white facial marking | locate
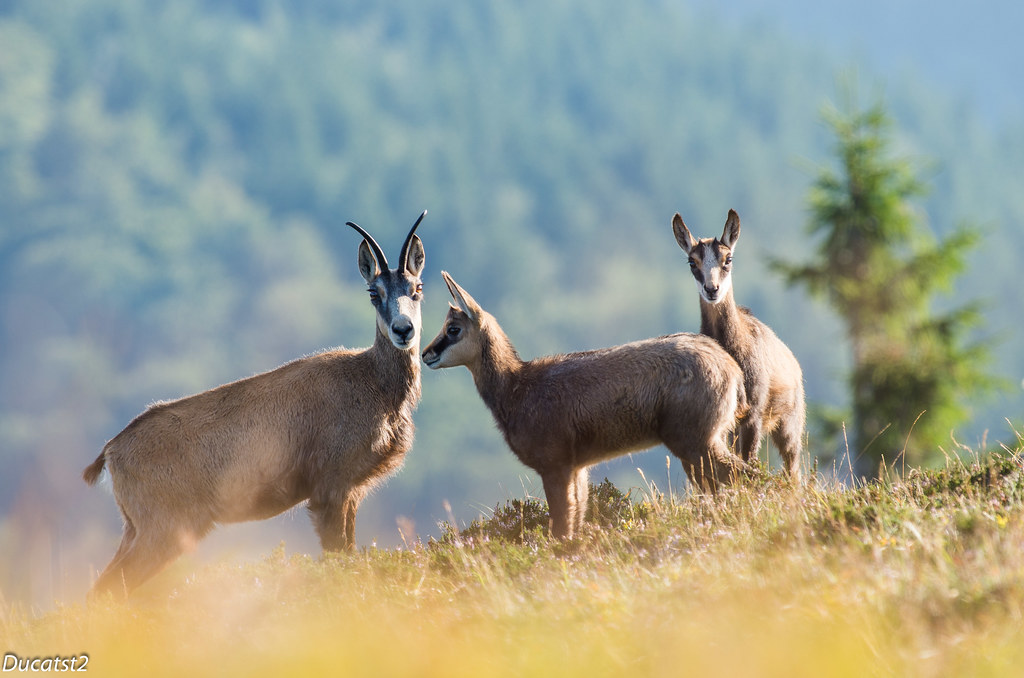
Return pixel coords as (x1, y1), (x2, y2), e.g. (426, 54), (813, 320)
(694, 242), (733, 304)
(388, 293), (421, 349)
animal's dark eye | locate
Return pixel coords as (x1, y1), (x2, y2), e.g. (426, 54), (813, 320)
(446, 325), (461, 338)
(368, 288), (381, 303)
(688, 259), (698, 269)
(725, 255), (733, 265)
(415, 283), (423, 294)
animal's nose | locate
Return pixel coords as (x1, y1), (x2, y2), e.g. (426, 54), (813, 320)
(704, 284), (719, 296)
(392, 320), (414, 342)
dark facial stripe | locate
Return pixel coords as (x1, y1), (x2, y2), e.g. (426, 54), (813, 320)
(423, 332), (452, 363)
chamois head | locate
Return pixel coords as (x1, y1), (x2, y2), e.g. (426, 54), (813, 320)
(347, 211), (427, 350)
(421, 271), (485, 369)
(672, 209), (741, 304)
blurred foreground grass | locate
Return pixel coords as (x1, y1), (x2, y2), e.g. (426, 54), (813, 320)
(4, 446), (1024, 677)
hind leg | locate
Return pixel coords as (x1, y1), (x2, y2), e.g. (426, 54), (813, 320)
(670, 430), (746, 494)
(737, 416), (763, 465)
(671, 448), (716, 493)
(697, 452), (743, 492)
(89, 519), (137, 599)
(771, 414), (804, 482)
(663, 420), (742, 492)
(90, 526), (189, 599)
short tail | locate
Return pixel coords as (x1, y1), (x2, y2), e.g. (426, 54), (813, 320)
(83, 451), (107, 486)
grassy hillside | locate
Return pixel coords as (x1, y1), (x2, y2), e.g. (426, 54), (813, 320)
(5, 443), (1023, 677)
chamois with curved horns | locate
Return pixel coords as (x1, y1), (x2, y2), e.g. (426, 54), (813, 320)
(672, 209), (805, 479)
(422, 271), (749, 540)
(82, 211), (428, 597)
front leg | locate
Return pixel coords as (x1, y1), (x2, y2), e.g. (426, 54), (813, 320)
(309, 488), (364, 552)
(342, 487), (366, 548)
(573, 467), (590, 536)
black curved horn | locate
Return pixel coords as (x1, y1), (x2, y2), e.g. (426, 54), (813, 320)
(399, 210), (427, 273)
(346, 221), (389, 270)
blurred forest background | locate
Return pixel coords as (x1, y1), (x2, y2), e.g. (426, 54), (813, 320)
(1, 0), (1022, 607)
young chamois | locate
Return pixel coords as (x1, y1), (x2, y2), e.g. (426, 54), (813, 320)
(421, 271), (749, 540)
(672, 209), (805, 479)
(82, 212), (428, 597)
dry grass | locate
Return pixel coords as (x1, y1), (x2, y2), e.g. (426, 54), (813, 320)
(4, 448), (1024, 677)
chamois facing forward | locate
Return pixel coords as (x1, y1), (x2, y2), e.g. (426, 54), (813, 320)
(82, 212), (428, 597)
(672, 209), (805, 479)
(421, 271), (749, 540)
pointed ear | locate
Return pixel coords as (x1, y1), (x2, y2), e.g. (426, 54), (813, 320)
(358, 240), (380, 283)
(404, 235), (425, 277)
(672, 213), (698, 252)
(441, 271), (481, 321)
(721, 209), (741, 250)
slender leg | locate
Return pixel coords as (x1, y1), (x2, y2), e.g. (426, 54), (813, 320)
(310, 488), (360, 552)
(709, 436), (747, 486)
(738, 417), (763, 464)
(90, 527), (187, 598)
(772, 418), (803, 481)
(573, 467), (590, 536)
(678, 452), (714, 493)
(541, 469), (574, 540)
(671, 434), (745, 494)
(343, 495), (359, 548)
(89, 520), (137, 599)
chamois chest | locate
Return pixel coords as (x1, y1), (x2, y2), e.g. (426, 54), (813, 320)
(308, 347), (421, 461)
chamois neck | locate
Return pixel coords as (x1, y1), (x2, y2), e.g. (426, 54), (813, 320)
(699, 288), (745, 345)
(371, 326), (422, 401)
(468, 315), (525, 422)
